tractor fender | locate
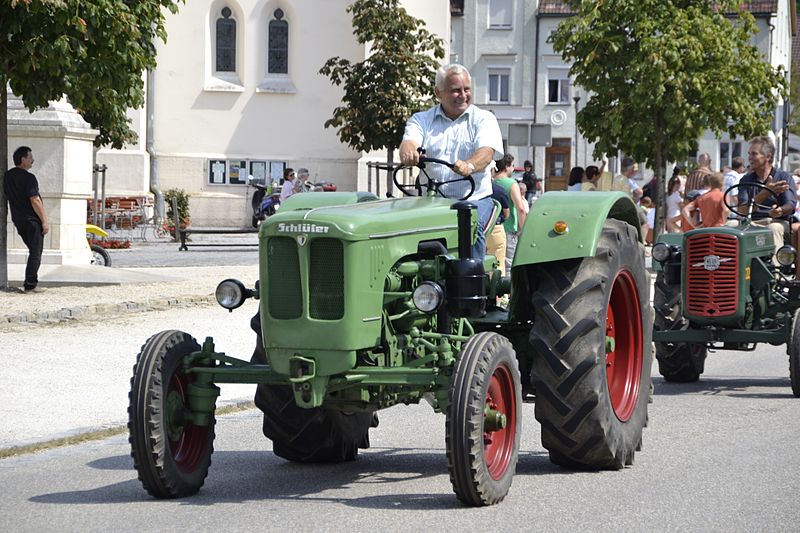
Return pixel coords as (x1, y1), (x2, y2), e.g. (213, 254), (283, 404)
(513, 191), (642, 267)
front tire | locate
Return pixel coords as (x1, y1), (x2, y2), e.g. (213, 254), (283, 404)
(789, 310), (800, 398)
(446, 332), (521, 506)
(128, 330), (216, 498)
(250, 314), (373, 462)
(529, 219), (652, 469)
(653, 272), (707, 382)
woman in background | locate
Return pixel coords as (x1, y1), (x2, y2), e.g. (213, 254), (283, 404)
(567, 166), (585, 191)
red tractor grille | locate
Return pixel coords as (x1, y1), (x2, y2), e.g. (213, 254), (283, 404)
(685, 233), (739, 317)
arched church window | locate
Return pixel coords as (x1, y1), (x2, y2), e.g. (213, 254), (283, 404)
(268, 8), (288, 74)
(216, 7), (236, 72)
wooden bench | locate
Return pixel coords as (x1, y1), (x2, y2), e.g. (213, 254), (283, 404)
(178, 227), (259, 251)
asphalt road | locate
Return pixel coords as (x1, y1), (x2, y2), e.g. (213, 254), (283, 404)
(108, 235), (260, 268)
(1, 328), (798, 532)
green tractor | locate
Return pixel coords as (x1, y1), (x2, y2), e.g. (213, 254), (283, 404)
(652, 182), (800, 394)
(128, 157), (652, 506)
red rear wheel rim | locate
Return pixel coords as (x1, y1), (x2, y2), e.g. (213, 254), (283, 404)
(484, 363), (517, 480)
(605, 269), (643, 421)
(168, 371), (208, 472)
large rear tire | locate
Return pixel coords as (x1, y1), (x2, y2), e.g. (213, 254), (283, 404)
(129, 330), (216, 498)
(789, 310), (800, 398)
(529, 219), (652, 469)
(653, 271), (707, 382)
(250, 313), (372, 462)
(446, 332), (521, 506)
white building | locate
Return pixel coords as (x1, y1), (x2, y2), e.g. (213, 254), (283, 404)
(96, 0), (450, 227)
(450, 0), (796, 190)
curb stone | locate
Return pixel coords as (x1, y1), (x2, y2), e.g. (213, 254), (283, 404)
(0, 294), (216, 328)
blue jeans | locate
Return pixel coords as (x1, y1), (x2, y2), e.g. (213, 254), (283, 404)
(471, 196), (494, 261)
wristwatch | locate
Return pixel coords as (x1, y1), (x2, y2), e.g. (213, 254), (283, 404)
(466, 162), (475, 173)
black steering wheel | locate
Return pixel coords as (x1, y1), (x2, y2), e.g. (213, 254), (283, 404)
(392, 155), (476, 201)
(724, 182), (783, 221)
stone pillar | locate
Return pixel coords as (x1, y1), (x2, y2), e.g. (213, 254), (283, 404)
(6, 88), (98, 266)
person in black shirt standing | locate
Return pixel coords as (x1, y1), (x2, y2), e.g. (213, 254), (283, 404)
(4, 146), (49, 292)
(521, 160), (540, 204)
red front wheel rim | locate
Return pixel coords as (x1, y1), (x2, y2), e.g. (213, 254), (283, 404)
(483, 364), (517, 480)
(605, 269), (643, 421)
(167, 372), (208, 472)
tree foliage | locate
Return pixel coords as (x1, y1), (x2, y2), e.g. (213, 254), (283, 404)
(319, 0), (445, 160)
(552, 0), (787, 235)
(1, 0), (183, 287)
(2, 0), (182, 148)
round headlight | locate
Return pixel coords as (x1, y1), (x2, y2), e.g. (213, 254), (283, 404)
(652, 242), (673, 262)
(412, 282), (444, 313)
(216, 278), (247, 310)
(776, 245), (797, 267)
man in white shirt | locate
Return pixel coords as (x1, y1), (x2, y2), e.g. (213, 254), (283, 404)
(399, 64), (504, 260)
(723, 156), (745, 209)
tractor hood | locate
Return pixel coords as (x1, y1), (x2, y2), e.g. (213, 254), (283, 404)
(262, 196), (465, 243)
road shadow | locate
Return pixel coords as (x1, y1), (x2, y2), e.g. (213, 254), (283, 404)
(34, 446), (552, 509)
(652, 375), (795, 399)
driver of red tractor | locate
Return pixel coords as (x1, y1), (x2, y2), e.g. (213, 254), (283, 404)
(737, 136), (797, 253)
(399, 63), (504, 260)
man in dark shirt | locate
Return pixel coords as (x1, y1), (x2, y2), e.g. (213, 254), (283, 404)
(521, 160), (540, 204)
(737, 136), (796, 253)
(4, 146), (49, 292)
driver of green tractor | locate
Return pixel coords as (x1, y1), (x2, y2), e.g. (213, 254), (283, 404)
(737, 136), (797, 253)
(399, 63), (504, 260)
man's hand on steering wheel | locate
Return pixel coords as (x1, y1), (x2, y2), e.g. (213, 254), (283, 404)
(452, 159), (475, 177)
(398, 140), (422, 167)
(724, 182), (783, 220)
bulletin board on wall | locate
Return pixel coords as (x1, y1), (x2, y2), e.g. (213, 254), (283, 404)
(207, 159), (285, 185)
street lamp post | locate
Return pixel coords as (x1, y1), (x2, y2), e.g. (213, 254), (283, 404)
(573, 95), (581, 167)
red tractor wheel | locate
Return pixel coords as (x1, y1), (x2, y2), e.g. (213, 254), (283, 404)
(446, 332), (521, 506)
(529, 218), (652, 469)
(129, 330), (216, 498)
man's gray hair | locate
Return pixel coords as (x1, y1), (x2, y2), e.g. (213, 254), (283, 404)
(435, 63), (471, 90)
(749, 136), (775, 163)
(621, 156), (637, 173)
(697, 152), (711, 167)
(297, 168), (310, 179)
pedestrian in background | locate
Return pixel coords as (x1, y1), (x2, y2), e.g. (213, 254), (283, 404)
(567, 166), (585, 191)
(3, 146), (49, 292)
(681, 173), (729, 229)
(582, 164), (603, 191)
(612, 157), (642, 200)
(493, 154), (528, 274)
(280, 167), (296, 202)
(486, 175), (511, 270)
(295, 168), (310, 193)
(685, 152), (712, 193)
(723, 156), (746, 208)
(666, 174), (683, 232)
(521, 159), (540, 203)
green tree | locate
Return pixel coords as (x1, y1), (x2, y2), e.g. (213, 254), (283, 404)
(319, 0), (445, 189)
(552, 0), (786, 236)
(1, 0), (183, 287)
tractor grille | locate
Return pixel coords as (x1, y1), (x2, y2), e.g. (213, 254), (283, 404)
(685, 233), (738, 317)
(309, 238), (344, 320)
(267, 237), (303, 319)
